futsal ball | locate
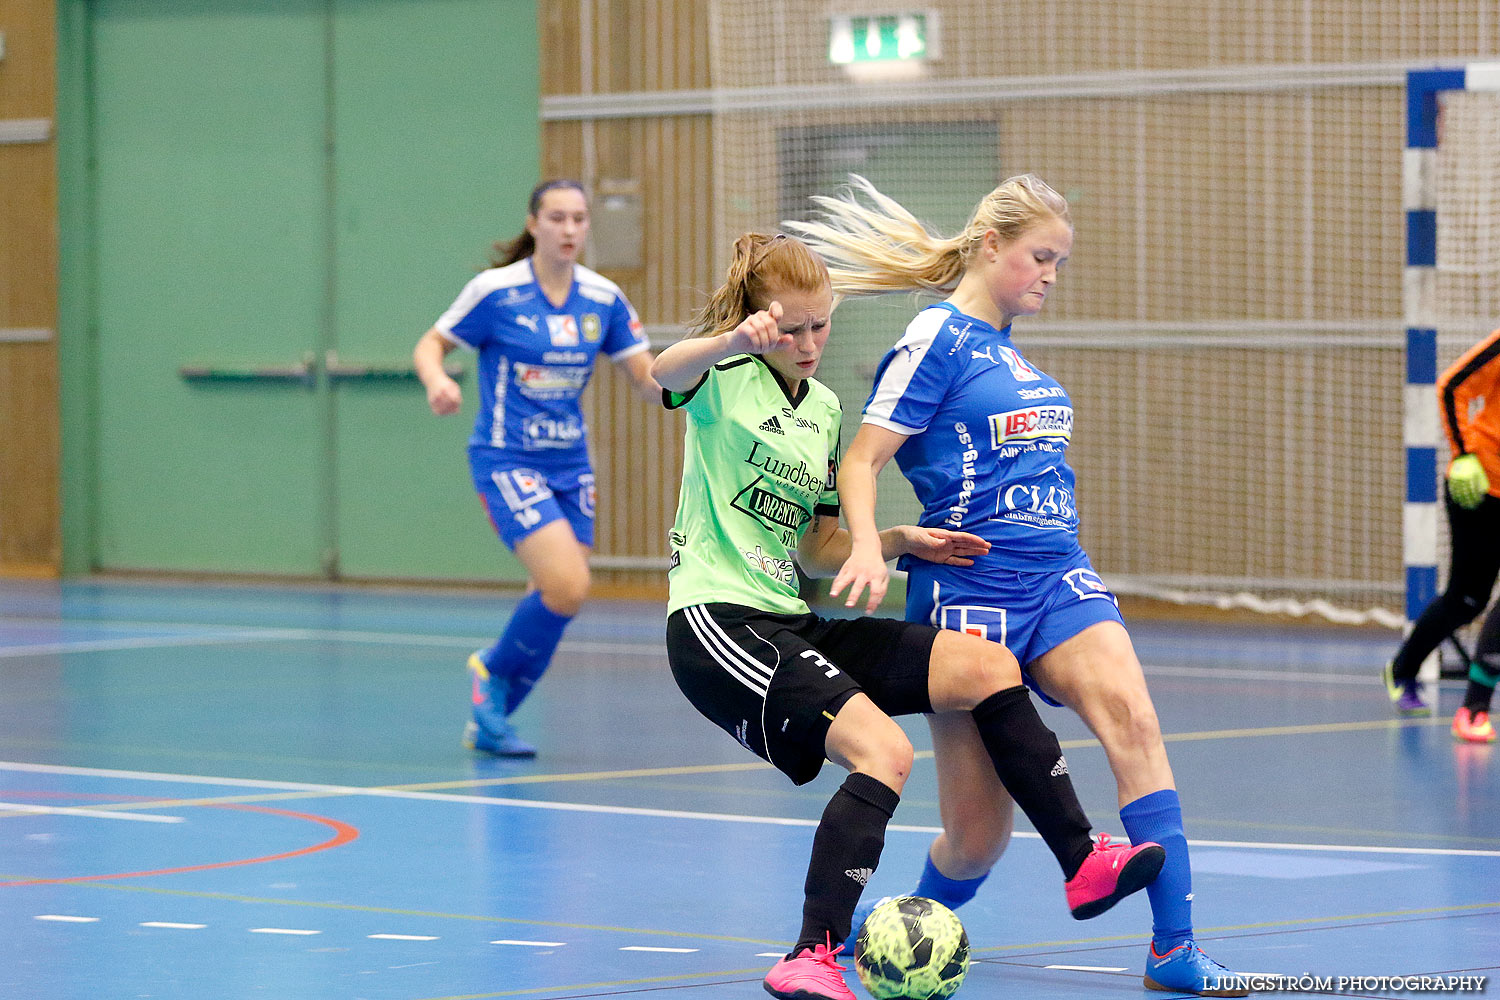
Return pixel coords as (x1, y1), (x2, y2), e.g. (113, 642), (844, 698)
(854, 895), (969, 999)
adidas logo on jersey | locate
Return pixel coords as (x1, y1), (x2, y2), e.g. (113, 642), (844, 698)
(845, 867), (873, 885)
(1050, 756), (1069, 777)
(759, 415), (785, 435)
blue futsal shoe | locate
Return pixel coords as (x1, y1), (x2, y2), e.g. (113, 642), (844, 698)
(841, 895), (893, 956)
(467, 651), (512, 735)
(464, 652), (536, 758)
(463, 719), (537, 758)
(1144, 940), (1248, 997)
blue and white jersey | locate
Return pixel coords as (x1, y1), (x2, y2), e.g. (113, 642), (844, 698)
(864, 303), (1082, 572)
(435, 258), (649, 462)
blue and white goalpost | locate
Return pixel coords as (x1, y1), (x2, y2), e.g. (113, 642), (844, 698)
(1404, 63), (1500, 682)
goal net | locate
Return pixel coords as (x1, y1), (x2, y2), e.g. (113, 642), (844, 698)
(1432, 87), (1500, 660)
(707, 1), (1498, 626)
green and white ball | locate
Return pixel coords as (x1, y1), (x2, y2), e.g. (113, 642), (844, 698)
(854, 895), (970, 999)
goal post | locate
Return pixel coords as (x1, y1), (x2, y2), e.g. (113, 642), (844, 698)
(1404, 63), (1500, 678)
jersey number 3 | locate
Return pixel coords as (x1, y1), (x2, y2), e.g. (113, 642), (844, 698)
(800, 649), (839, 678)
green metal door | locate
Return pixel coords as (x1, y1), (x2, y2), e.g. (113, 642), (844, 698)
(91, 0), (330, 574)
(85, 0), (537, 580)
(327, 0), (537, 581)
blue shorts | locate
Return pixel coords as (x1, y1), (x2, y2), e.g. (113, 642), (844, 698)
(904, 551), (1123, 707)
(470, 454), (596, 550)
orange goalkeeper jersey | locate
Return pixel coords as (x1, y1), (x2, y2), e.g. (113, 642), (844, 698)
(1438, 326), (1500, 499)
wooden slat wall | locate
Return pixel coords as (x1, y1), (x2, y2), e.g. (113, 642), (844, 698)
(541, 1), (713, 599)
(0, 0), (62, 576)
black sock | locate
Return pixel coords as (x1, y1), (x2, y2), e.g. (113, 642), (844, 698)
(794, 771), (900, 955)
(972, 686), (1093, 879)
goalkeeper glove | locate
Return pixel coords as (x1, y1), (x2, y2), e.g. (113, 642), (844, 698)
(1447, 453), (1490, 509)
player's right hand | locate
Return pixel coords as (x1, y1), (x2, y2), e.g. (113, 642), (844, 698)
(426, 377), (463, 416)
(725, 301), (792, 356)
(1448, 453), (1490, 508)
(831, 546), (890, 616)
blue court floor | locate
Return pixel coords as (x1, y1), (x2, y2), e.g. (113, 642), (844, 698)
(0, 577), (1496, 999)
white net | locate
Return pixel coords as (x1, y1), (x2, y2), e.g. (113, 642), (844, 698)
(702, 0), (1500, 625)
(1433, 88), (1500, 662)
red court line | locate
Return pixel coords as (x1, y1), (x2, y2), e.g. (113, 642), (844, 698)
(0, 800), (359, 886)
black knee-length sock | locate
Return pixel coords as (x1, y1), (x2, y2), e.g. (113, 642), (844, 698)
(972, 686), (1093, 879)
(794, 771), (900, 955)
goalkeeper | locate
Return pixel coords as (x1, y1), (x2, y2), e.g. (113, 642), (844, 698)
(1384, 327), (1500, 743)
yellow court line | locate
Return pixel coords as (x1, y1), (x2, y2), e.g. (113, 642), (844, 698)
(17, 713), (1450, 818)
(34, 881), (788, 945)
(41, 881), (1500, 1000)
(413, 969), (767, 1000)
(27, 879), (1500, 999)
(972, 898), (1500, 954)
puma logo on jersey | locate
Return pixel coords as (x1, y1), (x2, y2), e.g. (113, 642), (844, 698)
(515, 314), (539, 333)
(759, 415), (785, 435)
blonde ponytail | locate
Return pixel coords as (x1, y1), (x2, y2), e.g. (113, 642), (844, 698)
(786, 173), (1070, 298)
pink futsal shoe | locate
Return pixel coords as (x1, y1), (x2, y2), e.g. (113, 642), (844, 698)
(1453, 706), (1496, 743)
(1066, 832), (1166, 920)
(763, 936), (855, 1000)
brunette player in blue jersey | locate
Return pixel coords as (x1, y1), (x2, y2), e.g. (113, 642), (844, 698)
(414, 180), (658, 757)
(655, 232), (1162, 1000)
(789, 175), (1249, 996)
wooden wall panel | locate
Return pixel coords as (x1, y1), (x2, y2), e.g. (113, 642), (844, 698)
(0, 0), (62, 575)
(542, 0), (713, 598)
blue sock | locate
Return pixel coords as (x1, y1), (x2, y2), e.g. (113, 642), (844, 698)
(482, 592), (572, 714)
(1120, 789), (1193, 951)
(914, 852), (989, 911)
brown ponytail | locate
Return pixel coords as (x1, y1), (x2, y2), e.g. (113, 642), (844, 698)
(691, 233), (830, 338)
(488, 179), (588, 268)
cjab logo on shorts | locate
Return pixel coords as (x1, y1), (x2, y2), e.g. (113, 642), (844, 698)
(1063, 568), (1117, 604)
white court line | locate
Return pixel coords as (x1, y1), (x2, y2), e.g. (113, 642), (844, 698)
(0, 801), (183, 823)
(140, 922), (206, 930)
(492, 939), (567, 947)
(1047, 964), (1129, 972)
(1142, 663), (1392, 686)
(369, 933), (438, 941)
(250, 927), (320, 935)
(621, 946), (699, 953)
(35, 914), (99, 923)
(3, 760), (1496, 859)
(0, 617), (1393, 681)
(0, 630), (309, 657)
(0, 620), (662, 657)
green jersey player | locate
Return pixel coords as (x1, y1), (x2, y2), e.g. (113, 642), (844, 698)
(652, 232), (1164, 1000)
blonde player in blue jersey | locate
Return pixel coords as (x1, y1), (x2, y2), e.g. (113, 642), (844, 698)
(414, 180), (659, 757)
(788, 175), (1249, 996)
(654, 232), (1163, 1000)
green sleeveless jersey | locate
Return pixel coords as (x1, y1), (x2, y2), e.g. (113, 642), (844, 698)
(664, 355), (843, 615)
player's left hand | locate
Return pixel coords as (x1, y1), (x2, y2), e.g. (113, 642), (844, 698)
(900, 526), (990, 566)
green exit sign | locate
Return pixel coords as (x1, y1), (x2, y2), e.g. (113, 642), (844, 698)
(828, 12), (935, 65)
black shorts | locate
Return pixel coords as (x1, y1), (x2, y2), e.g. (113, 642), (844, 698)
(666, 603), (937, 785)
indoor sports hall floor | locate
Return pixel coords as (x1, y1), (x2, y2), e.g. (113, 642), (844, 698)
(0, 577), (1495, 1000)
